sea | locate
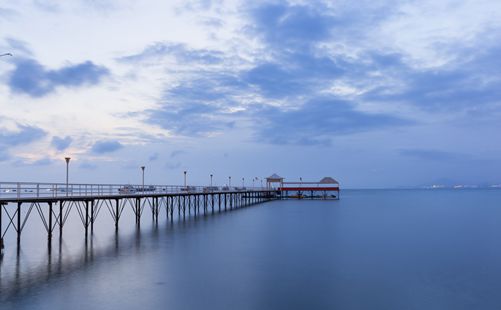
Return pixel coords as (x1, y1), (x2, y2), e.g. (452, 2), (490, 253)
(1, 189), (501, 310)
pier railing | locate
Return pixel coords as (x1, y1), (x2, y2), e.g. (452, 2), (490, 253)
(0, 181), (264, 200)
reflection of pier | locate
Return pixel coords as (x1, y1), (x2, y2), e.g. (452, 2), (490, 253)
(266, 175), (340, 200)
(0, 220), (180, 300)
(0, 182), (276, 254)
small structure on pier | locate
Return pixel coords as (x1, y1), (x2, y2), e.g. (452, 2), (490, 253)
(266, 173), (284, 189)
(277, 176), (340, 200)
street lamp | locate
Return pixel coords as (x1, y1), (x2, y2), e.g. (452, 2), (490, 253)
(184, 171), (187, 188)
(242, 177), (245, 187)
(229, 176), (231, 187)
(252, 178), (255, 188)
(65, 157), (71, 196)
(210, 174), (213, 187)
(141, 166), (145, 191)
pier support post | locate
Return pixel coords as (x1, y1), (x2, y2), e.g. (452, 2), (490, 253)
(59, 201), (63, 237)
(91, 200), (94, 233)
(0, 204), (3, 253)
(115, 199), (119, 231)
(152, 198), (155, 221)
(155, 197), (159, 222)
(178, 196), (181, 217)
(165, 196), (169, 219)
(170, 196), (174, 218)
(17, 202), (21, 245)
(135, 198), (141, 226)
(183, 196), (186, 216)
(48, 202), (53, 242)
(85, 200), (89, 236)
(190, 196), (193, 216)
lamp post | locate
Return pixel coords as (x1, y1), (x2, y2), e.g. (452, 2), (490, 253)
(229, 176), (231, 187)
(210, 174), (213, 187)
(64, 157), (71, 196)
(242, 177), (245, 187)
(141, 166), (145, 191)
(184, 171), (187, 188)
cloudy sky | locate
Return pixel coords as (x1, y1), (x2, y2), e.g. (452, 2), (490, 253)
(1, 0), (501, 188)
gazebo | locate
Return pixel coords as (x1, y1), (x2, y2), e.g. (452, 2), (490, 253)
(319, 177), (339, 185)
(266, 173), (284, 189)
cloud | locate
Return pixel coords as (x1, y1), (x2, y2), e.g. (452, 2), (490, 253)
(0, 122), (46, 161)
(148, 153), (159, 161)
(2, 37), (32, 56)
(399, 149), (464, 161)
(362, 41), (501, 111)
(165, 162), (181, 170)
(249, 2), (336, 49)
(0, 150), (10, 161)
(170, 150), (185, 158)
(51, 136), (72, 151)
(79, 161), (98, 170)
(0, 124), (46, 146)
(33, 0), (60, 12)
(148, 74), (242, 136)
(243, 55), (344, 99)
(13, 157), (54, 167)
(127, 0), (501, 149)
(253, 98), (411, 145)
(91, 140), (123, 154)
(32, 157), (53, 166)
(8, 58), (109, 97)
(0, 7), (17, 19)
(118, 42), (224, 65)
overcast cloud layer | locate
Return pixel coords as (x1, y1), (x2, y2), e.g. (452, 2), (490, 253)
(1, 0), (501, 188)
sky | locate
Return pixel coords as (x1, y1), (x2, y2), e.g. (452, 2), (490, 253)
(1, 0), (501, 188)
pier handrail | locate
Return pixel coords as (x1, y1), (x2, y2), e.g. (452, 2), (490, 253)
(0, 181), (266, 200)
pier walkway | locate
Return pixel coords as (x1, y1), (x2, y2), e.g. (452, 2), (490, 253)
(0, 181), (277, 253)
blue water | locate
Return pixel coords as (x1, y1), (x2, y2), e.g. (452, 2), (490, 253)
(2, 189), (501, 309)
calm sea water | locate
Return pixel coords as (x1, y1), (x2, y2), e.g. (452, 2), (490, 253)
(1, 189), (501, 310)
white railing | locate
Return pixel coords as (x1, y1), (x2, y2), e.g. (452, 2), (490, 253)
(0, 182), (266, 200)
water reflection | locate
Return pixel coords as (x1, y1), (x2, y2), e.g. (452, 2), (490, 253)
(0, 205), (234, 302)
(1, 223), (155, 300)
